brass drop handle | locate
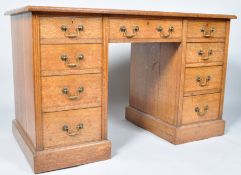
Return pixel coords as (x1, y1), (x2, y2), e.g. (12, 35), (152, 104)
(61, 24), (84, 38)
(196, 75), (211, 87)
(62, 123), (84, 136)
(156, 26), (174, 38)
(200, 26), (215, 38)
(60, 54), (84, 68)
(198, 49), (213, 60)
(120, 26), (139, 38)
(195, 105), (209, 117)
(62, 87), (84, 100)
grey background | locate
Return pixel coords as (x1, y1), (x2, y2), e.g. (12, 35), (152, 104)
(0, 0), (241, 174)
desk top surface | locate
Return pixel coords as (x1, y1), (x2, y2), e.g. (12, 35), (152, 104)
(5, 6), (237, 19)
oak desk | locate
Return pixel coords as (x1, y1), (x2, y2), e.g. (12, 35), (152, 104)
(6, 6), (236, 173)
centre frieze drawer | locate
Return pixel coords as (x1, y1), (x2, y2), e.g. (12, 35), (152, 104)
(41, 74), (102, 112)
(109, 18), (182, 40)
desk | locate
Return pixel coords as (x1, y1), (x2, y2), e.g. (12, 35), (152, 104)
(6, 6), (236, 173)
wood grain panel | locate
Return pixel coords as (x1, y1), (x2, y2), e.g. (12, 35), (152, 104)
(187, 20), (226, 39)
(41, 44), (102, 76)
(43, 107), (102, 148)
(129, 43), (181, 125)
(41, 74), (102, 112)
(11, 12), (36, 148)
(182, 93), (220, 124)
(109, 18), (182, 41)
(40, 16), (102, 43)
(184, 66), (223, 93)
(186, 43), (225, 64)
(219, 21), (231, 119)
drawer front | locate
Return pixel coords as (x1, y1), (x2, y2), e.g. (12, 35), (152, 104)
(109, 18), (182, 40)
(184, 66), (222, 92)
(187, 21), (226, 38)
(42, 74), (101, 112)
(40, 16), (102, 41)
(186, 43), (225, 64)
(41, 44), (102, 76)
(43, 107), (102, 148)
(182, 93), (220, 124)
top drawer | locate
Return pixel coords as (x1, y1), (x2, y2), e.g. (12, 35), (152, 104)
(40, 16), (102, 43)
(109, 18), (182, 41)
(187, 20), (226, 39)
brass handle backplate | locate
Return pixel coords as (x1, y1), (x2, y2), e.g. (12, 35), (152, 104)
(200, 26), (215, 38)
(61, 24), (84, 38)
(156, 26), (174, 38)
(196, 75), (211, 87)
(195, 105), (209, 117)
(60, 54), (84, 68)
(62, 87), (84, 100)
(198, 49), (213, 60)
(62, 123), (84, 136)
(120, 26), (139, 38)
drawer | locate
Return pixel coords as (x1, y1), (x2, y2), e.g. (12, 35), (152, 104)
(42, 74), (101, 112)
(40, 16), (102, 41)
(182, 93), (220, 124)
(186, 43), (225, 64)
(184, 66), (222, 93)
(187, 20), (226, 39)
(43, 107), (102, 148)
(41, 44), (102, 76)
(109, 18), (182, 40)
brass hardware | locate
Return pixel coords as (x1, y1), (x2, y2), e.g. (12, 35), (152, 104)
(120, 26), (139, 38)
(200, 26), (215, 38)
(196, 75), (211, 87)
(61, 24), (84, 38)
(198, 49), (213, 60)
(195, 105), (209, 117)
(156, 25), (174, 38)
(62, 87), (84, 100)
(60, 54), (84, 68)
(62, 123), (84, 136)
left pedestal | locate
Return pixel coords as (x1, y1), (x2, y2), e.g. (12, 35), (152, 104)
(8, 11), (110, 173)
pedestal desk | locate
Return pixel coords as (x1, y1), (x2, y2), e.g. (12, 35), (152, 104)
(5, 6), (236, 173)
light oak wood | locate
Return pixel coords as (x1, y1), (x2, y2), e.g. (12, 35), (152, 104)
(11, 13), (37, 148)
(102, 17), (109, 139)
(182, 93), (220, 124)
(41, 74), (102, 112)
(40, 16), (102, 44)
(186, 43), (225, 64)
(41, 44), (102, 76)
(109, 18), (182, 42)
(219, 21), (231, 119)
(184, 66), (223, 93)
(32, 14), (44, 150)
(43, 107), (102, 148)
(7, 6), (236, 173)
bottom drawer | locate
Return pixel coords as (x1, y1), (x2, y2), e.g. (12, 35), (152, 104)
(43, 107), (102, 148)
(182, 93), (220, 125)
